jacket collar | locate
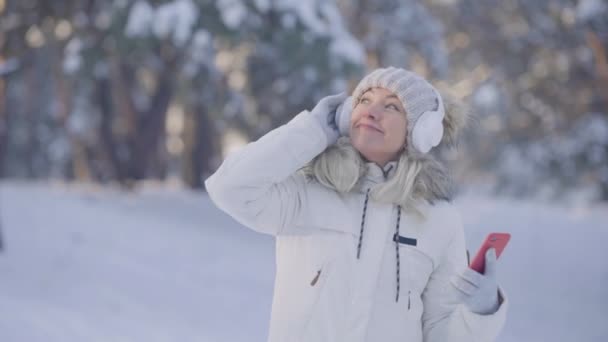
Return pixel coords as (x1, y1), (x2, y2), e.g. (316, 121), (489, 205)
(360, 160), (398, 190)
(358, 159), (434, 216)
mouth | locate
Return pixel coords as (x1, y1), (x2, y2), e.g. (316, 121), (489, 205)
(357, 122), (383, 133)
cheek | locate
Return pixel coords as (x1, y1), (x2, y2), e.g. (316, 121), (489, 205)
(388, 117), (408, 142)
(350, 107), (364, 124)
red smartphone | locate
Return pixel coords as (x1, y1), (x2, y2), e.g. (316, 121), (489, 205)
(469, 232), (511, 274)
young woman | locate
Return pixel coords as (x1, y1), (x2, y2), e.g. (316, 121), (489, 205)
(205, 67), (508, 342)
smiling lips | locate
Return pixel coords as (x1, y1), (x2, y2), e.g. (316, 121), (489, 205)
(357, 122), (383, 133)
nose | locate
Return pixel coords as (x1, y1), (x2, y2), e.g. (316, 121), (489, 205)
(366, 103), (383, 119)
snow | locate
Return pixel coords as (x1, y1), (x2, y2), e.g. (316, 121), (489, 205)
(253, 0), (270, 13)
(153, 0), (198, 46)
(497, 111), (608, 200)
(576, 0), (608, 22)
(474, 83), (499, 108)
(0, 182), (274, 341)
(124, 0), (364, 65)
(217, 0), (248, 30)
(124, 1), (154, 38)
(94, 11), (112, 30)
(183, 29), (214, 77)
(272, 0), (365, 65)
(330, 36), (366, 66)
(125, 0), (198, 46)
(1, 181), (607, 341)
(63, 38), (83, 75)
(0, 57), (19, 76)
(67, 95), (98, 140)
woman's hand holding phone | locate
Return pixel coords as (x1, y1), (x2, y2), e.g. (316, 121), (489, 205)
(450, 232), (510, 315)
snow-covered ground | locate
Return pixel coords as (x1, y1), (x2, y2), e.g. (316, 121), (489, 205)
(0, 181), (606, 342)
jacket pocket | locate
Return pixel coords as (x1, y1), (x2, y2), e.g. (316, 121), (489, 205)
(275, 236), (333, 331)
(298, 258), (333, 334)
(401, 246), (434, 294)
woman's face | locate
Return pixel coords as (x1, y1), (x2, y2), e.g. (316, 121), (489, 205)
(350, 87), (408, 166)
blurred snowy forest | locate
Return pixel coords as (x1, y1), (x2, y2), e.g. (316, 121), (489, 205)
(0, 0), (607, 201)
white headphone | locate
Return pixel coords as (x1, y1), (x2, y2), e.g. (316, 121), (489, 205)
(411, 89), (445, 154)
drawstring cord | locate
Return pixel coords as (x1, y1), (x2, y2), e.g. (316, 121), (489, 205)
(395, 205), (402, 303)
(357, 164), (393, 259)
(356, 188), (371, 259)
(356, 187), (405, 304)
(357, 163), (406, 304)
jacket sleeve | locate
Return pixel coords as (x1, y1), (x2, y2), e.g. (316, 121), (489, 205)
(421, 210), (509, 342)
(204, 110), (329, 236)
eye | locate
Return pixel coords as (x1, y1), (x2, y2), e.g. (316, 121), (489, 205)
(360, 97), (371, 104)
(386, 103), (400, 111)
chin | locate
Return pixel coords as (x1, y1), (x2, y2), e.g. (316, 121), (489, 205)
(353, 141), (402, 161)
(354, 145), (383, 160)
(353, 137), (382, 152)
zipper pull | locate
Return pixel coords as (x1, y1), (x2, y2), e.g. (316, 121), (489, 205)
(310, 269), (322, 286)
(408, 290), (411, 310)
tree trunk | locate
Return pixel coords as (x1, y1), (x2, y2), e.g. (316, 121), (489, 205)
(182, 103), (215, 189)
(131, 68), (174, 180)
(24, 53), (37, 178)
(0, 200), (4, 253)
(0, 76), (7, 178)
(97, 75), (125, 182)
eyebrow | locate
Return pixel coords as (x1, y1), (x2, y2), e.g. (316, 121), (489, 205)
(362, 89), (398, 99)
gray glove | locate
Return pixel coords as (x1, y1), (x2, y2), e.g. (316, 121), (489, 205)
(450, 248), (501, 315)
(310, 93), (349, 145)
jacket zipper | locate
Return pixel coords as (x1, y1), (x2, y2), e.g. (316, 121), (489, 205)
(310, 269), (322, 286)
(408, 290), (411, 310)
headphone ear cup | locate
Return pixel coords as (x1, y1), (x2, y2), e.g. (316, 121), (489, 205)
(336, 96), (354, 136)
(411, 110), (444, 153)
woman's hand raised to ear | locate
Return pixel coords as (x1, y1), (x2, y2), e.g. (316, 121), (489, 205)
(310, 93), (349, 146)
(450, 248), (501, 315)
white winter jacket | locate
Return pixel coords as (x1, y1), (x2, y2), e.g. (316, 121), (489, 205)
(205, 110), (508, 342)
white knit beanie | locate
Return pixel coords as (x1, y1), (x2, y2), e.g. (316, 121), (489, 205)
(349, 67), (445, 154)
